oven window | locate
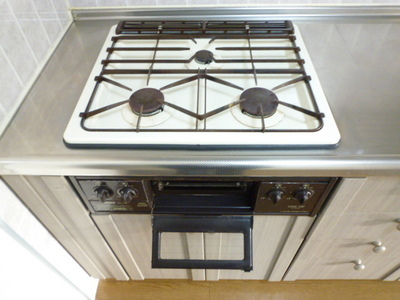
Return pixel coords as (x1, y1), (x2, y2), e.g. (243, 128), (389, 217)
(159, 232), (245, 260)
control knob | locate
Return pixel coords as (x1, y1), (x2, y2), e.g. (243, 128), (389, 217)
(93, 185), (113, 203)
(118, 187), (138, 203)
(267, 188), (285, 205)
(293, 188), (313, 204)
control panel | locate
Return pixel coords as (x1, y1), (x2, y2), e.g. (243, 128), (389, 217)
(70, 177), (338, 216)
(73, 178), (152, 213)
(254, 178), (337, 216)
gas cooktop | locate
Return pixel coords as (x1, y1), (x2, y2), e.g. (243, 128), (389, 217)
(64, 20), (340, 148)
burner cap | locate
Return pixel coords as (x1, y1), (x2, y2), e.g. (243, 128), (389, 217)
(240, 87), (279, 118)
(194, 50), (214, 65)
(129, 88), (164, 115)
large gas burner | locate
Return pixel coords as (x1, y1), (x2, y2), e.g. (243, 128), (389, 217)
(129, 88), (164, 116)
(64, 20), (340, 147)
(240, 87), (279, 118)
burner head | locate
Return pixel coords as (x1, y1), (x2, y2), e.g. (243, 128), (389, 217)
(129, 88), (164, 116)
(240, 87), (279, 118)
(194, 50), (214, 65)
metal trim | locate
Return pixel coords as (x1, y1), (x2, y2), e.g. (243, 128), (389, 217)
(71, 6), (400, 21)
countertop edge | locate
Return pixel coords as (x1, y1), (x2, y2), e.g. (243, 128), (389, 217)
(71, 6), (400, 21)
(1, 155), (399, 177)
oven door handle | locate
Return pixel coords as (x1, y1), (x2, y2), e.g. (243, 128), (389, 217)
(151, 215), (253, 272)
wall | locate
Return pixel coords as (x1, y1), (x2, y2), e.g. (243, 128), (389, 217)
(0, 228), (94, 300)
(68, 0), (400, 7)
(0, 179), (98, 300)
(0, 0), (71, 136)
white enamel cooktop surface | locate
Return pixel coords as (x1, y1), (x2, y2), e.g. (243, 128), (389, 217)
(64, 23), (340, 147)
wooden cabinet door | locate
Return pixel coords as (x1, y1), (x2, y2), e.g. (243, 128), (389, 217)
(285, 177), (400, 281)
(294, 237), (400, 280)
(92, 214), (204, 280)
(205, 215), (315, 281)
(296, 256), (400, 280)
(343, 177), (400, 214)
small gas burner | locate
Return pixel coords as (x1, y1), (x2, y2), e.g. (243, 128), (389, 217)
(64, 20), (340, 147)
(194, 50), (214, 65)
(129, 88), (164, 116)
(240, 88), (279, 118)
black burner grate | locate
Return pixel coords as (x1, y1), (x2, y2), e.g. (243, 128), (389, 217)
(79, 20), (325, 133)
(116, 20), (294, 35)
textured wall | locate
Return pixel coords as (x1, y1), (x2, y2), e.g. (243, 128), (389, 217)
(0, 0), (71, 135)
(68, 0), (400, 7)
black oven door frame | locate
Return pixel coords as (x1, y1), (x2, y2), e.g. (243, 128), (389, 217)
(151, 215), (253, 272)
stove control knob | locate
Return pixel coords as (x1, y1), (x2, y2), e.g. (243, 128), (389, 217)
(93, 186), (113, 203)
(267, 189), (285, 205)
(118, 187), (138, 204)
(293, 188), (313, 204)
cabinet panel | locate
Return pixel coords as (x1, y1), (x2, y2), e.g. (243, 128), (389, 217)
(325, 213), (400, 241)
(309, 238), (400, 260)
(210, 216), (314, 281)
(344, 177), (400, 214)
(218, 216), (292, 280)
(285, 177), (400, 281)
(93, 214), (194, 280)
(298, 256), (400, 280)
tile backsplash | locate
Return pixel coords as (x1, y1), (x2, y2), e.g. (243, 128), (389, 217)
(0, 0), (71, 136)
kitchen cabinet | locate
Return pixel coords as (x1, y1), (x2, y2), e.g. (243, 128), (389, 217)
(93, 214), (315, 281)
(285, 177), (400, 281)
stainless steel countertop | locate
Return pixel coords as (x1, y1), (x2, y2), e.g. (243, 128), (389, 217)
(0, 8), (400, 177)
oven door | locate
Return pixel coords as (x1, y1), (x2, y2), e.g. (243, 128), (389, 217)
(152, 215), (253, 271)
(151, 181), (254, 271)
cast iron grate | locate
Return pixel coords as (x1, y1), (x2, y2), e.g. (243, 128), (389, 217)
(79, 20), (325, 133)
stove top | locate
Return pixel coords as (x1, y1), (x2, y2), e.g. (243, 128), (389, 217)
(64, 20), (340, 148)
